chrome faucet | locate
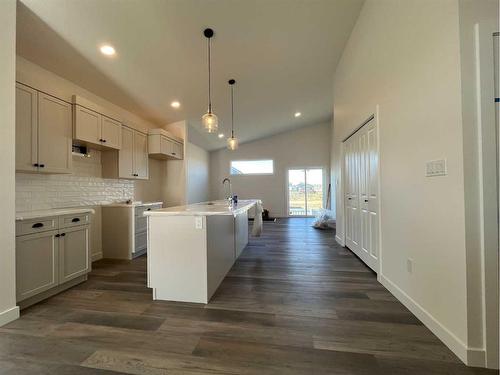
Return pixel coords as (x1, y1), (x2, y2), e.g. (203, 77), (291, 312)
(222, 178), (233, 205)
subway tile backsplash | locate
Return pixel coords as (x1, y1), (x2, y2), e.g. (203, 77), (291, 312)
(16, 149), (134, 212)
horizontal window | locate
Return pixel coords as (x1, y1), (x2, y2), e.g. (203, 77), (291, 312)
(230, 160), (274, 175)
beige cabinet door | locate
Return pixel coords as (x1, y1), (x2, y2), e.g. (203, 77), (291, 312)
(173, 142), (183, 159)
(15, 83), (38, 172)
(74, 105), (101, 145)
(119, 126), (135, 178)
(38, 93), (72, 174)
(16, 230), (59, 302)
(160, 136), (172, 155)
(101, 116), (122, 150)
(59, 225), (90, 284)
(134, 131), (149, 179)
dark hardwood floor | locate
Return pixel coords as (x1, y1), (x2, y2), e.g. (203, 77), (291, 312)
(0, 218), (496, 374)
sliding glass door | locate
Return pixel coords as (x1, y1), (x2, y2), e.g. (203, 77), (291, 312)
(287, 168), (324, 216)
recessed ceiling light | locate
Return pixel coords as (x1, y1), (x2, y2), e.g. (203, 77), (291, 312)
(100, 44), (116, 56)
(171, 101), (180, 108)
(218, 133), (224, 138)
(294, 112), (301, 118)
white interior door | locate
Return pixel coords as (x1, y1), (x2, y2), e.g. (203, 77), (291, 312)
(344, 117), (379, 272)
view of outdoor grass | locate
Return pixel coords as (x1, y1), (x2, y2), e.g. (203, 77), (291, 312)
(288, 168), (324, 216)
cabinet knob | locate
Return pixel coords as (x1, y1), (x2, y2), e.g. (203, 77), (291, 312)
(102, 139), (107, 143)
(33, 163), (39, 167)
(71, 218), (80, 223)
(32, 222), (44, 228)
(55, 234), (60, 238)
(39, 164), (45, 168)
(61, 233), (66, 237)
(364, 199), (368, 202)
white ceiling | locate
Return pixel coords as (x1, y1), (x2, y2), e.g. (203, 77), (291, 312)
(17, 0), (364, 150)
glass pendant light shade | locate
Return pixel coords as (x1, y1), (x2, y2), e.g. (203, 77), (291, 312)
(202, 112), (218, 133)
(227, 136), (239, 150)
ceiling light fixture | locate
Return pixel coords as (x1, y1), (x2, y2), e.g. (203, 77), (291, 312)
(100, 44), (116, 56)
(218, 133), (225, 138)
(171, 101), (180, 108)
(201, 28), (218, 133)
(294, 112), (301, 118)
(227, 79), (239, 151)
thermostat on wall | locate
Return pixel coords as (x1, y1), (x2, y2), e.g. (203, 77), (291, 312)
(425, 159), (447, 177)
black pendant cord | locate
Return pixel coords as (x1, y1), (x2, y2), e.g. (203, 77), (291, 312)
(230, 84), (234, 138)
(207, 37), (212, 113)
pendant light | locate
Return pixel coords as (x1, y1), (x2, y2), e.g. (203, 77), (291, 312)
(227, 79), (239, 150)
(202, 28), (218, 133)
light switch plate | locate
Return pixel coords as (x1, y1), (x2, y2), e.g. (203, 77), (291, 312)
(425, 159), (447, 177)
(195, 216), (203, 229)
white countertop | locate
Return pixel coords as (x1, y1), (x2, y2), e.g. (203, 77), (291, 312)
(103, 201), (163, 208)
(16, 207), (95, 221)
(144, 199), (260, 217)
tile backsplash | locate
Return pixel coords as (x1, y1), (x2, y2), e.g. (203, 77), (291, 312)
(16, 149), (134, 212)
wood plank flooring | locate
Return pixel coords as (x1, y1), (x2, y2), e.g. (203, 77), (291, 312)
(0, 218), (496, 374)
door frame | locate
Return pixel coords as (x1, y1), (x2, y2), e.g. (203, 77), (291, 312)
(285, 166), (327, 218)
(340, 106), (382, 274)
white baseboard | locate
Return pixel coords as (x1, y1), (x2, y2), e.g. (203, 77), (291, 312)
(0, 306), (19, 327)
(335, 234), (345, 247)
(91, 251), (103, 262)
(378, 273), (485, 367)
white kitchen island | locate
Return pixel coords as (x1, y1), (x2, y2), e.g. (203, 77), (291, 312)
(144, 199), (260, 303)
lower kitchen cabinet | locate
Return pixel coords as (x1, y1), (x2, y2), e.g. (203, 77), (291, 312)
(16, 230), (59, 302)
(59, 225), (90, 284)
(15, 209), (93, 308)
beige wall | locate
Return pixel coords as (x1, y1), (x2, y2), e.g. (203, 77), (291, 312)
(210, 122), (331, 217)
(186, 142), (210, 204)
(0, 0), (19, 324)
(331, 0), (496, 366)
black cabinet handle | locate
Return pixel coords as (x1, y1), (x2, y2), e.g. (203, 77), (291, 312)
(33, 163), (39, 167)
(55, 234), (60, 238)
(99, 138), (103, 142)
(172, 152), (176, 155)
(147, 208), (151, 211)
(32, 223), (44, 228)
(71, 218), (80, 223)
(102, 139), (107, 143)
(39, 164), (45, 168)
(364, 199), (369, 202)
(60, 233), (66, 237)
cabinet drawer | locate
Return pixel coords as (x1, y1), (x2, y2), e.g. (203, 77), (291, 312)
(59, 213), (90, 229)
(16, 217), (58, 236)
(135, 216), (147, 233)
(135, 205), (161, 217)
(134, 231), (147, 253)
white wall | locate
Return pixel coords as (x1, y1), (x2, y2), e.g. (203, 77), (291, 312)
(0, 0), (19, 325)
(331, 0), (470, 364)
(210, 122), (331, 217)
(186, 142), (210, 204)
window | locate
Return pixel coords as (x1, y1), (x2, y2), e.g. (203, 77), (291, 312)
(230, 160), (274, 175)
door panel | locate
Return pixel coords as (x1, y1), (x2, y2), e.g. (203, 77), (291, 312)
(37, 93), (72, 174)
(59, 226), (90, 284)
(101, 116), (122, 149)
(344, 118), (379, 272)
(134, 131), (149, 179)
(288, 169), (306, 216)
(74, 105), (101, 144)
(16, 230), (59, 302)
(15, 83), (38, 172)
(119, 126), (134, 178)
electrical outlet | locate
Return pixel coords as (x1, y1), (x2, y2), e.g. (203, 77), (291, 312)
(195, 216), (203, 229)
(407, 258), (414, 274)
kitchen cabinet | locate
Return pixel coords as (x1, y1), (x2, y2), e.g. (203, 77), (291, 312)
(102, 202), (162, 259)
(102, 126), (149, 180)
(15, 209), (93, 308)
(74, 104), (121, 150)
(16, 230), (59, 302)
(148, 128), (184, 160)
(15, 83), (72, 174)
(59, 225), (90, 284)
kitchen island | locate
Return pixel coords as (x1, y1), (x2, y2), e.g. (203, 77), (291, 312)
(144, 200), (260, 303)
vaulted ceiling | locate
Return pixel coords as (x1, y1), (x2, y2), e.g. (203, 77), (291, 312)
(17, 0), (364, 150)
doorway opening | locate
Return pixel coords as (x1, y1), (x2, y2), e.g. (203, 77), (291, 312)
(287, 168), (324, 217)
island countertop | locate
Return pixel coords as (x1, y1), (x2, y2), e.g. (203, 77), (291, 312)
(143, 199), (260, 217)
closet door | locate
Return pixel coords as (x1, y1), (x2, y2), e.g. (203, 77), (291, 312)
(344, 118), (379, 273)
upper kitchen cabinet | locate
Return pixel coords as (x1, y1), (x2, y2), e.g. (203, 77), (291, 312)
(148, 128), (184, 160)
(73, 105), (122, 150)
(15, 83), (72, 174)
(102, 126), (149, 180)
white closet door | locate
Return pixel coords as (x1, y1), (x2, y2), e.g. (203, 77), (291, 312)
(344, 118), (379, 272)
